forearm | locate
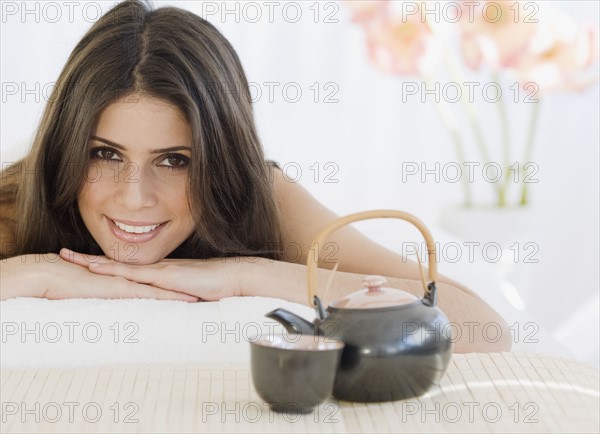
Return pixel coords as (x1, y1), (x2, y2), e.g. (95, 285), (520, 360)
(0, 255), (48, 300)
(241, 258), (512, 353)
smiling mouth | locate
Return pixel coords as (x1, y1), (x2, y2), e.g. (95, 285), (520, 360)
(108, 216), (169, 234)
(105, 216), (169, 243)
(111, 220), (163, 234)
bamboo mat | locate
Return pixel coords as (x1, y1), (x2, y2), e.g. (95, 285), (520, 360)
(1, 352), (598, 433)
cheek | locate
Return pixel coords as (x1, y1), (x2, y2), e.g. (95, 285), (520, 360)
(174, 192), (194, 223)
(77, 182), (92, 213)
(172, 186), (195, 228)
(76, 185), (99, 240)
(77, 171), (114, 215)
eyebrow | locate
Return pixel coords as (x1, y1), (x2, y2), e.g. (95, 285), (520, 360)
(90, 136), (192, 154)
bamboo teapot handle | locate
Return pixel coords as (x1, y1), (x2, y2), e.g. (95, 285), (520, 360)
(306, 209), (439, 307)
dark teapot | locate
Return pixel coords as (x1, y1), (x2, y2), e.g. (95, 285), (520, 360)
(266, 210), (453, 403)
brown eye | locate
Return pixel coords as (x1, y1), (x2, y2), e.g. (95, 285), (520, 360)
(91, 147), (120, 161)
(158, 154), (190, 170)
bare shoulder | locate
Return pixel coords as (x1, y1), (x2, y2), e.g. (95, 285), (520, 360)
(271, 166), (340, 266)
(271, 166), (413, 277)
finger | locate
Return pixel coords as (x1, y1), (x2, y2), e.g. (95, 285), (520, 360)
(88, 261), (160, 286)
(60, 248), (113, 267)
(127, 282), (199, 303)
(89, 261), (197, 301)
(104, 279), (198, 303)
(88, 262), (200, 300)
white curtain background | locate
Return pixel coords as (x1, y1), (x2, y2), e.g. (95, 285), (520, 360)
(1, 1), (598, 366)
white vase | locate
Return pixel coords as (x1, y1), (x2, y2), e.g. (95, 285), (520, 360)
(438, 204), (539, 306)
(438, 204), (537, 247)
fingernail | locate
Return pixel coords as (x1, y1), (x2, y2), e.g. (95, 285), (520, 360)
(89, 263), (100, 268)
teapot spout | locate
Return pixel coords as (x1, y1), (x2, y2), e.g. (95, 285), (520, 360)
(266, 308), (317, 335)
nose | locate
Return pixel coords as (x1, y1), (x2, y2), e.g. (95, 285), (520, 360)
(113, 162), (159, 210)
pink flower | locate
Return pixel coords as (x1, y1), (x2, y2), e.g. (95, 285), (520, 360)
(343, 0), (388, 24)
(459, 1), (538, 70)
(363, 11), (435, 75)
(511, 8), (599, 94)
(343, 1), (437, 76)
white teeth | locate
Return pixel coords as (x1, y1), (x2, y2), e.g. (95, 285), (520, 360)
(113, 221), (160, 234)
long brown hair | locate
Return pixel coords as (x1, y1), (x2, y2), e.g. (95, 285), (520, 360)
(0, 0), (283, 261)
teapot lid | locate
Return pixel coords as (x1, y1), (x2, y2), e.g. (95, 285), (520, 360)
(330, 275), (419, 309)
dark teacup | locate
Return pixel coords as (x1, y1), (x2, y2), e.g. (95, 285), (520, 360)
(250, 334), (344, 414)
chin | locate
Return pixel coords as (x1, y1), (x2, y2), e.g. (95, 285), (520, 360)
(102, 246), (167, 265)
(122, 256), (162, 265)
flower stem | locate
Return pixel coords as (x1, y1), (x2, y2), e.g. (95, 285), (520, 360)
(519, 101), (541, 206)
(442, 50), (502, 205)
(423, 76), (472, 206)
(494, 72), (511, 207)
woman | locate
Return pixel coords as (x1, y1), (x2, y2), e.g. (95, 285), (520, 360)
(0, 0), (511, 352)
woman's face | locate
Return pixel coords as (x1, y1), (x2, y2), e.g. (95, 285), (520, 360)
(78, 94), (196, 264)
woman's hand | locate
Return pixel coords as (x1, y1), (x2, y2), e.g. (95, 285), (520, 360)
(60, 248), (244, 301)
(0, 253), (198, 302)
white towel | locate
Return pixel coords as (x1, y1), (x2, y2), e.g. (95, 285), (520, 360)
(1, 292), (572, 369)
(0, 296), (314, 369)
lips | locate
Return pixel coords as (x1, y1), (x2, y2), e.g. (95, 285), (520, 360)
(113, 220), (160, 234)
(106, 216), (168, 243)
